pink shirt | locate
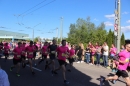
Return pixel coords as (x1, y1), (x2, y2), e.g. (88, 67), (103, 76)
(118, 50), (130, 70)
(4, 46), (10, 53)
(13, 47), (22, 60)
(69, 48), (75, 57)
(26, 45), (34, 58)
(57, 46), (69, 61)
(21, 46), (26, 56)
(110, 47), (117, 56)
(25, 44), (29, 47)
(42, 45), (48, 55)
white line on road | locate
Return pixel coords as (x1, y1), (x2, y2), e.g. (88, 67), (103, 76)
(26, 65), (42, 71)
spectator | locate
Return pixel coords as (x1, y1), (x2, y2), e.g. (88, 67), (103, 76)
(102, 42), (109, 68)
(0, 65), (10, 86)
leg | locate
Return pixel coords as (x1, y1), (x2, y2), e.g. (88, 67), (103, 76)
(124, 77), (130, 86)
(105, 55), (108, 67)
(16, 62), (21, 76)
(92, 56), (94, 64)
(105, 75), (118, 81)
(28, 58), (35, 74)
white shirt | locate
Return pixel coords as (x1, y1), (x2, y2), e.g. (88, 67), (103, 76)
(0, 69), (10, 86)
(103, 45), (109, 56)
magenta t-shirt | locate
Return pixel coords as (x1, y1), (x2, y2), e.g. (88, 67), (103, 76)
(69, 48), (75, 57)
(42, 45), (48, 55)
(21, 46), (26, 56)
(13, 47), (22, 60)
(57, 46), (69, 61)
(4, 46), (10, 54)
(110, 47), (117, 56)
(26, 46), (34, 58)
(118, 50), (130, 70)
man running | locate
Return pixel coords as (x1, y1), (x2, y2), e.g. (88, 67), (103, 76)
(25, 41), (35, 75)
(3, 42), (10, 62)
(54, 40), (70, 84)
(101, 43), (130, 86)
(33, 42), (38, 66)
(46, 39), (58, 74)
(21, 42), (26, 68)
(38, 42), (48, 69)
(10, 42), (22, 77)
(67, 45), (75, 72)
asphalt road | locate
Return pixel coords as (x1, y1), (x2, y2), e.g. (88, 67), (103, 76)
(0, 55), (127, 86)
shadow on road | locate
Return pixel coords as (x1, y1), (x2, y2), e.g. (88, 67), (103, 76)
(0, 56), (110, 86)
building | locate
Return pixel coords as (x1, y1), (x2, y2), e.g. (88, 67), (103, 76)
(0, 30), (29, 41)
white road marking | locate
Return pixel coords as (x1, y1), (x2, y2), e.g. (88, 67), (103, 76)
(26, 65), (42, 71)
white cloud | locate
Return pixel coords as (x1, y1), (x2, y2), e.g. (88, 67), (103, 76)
(105, 14), (115, 19)
(104, 21), (113, 26)
(94, 18), (98, 21)
(121, 26), (130, 32)
(122, 12), (129, 14)
(126, 20), (130, 23)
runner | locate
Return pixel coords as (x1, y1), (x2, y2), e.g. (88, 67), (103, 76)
(67, 45), (75, 72)
(33, 42), (38, 66)
(38, 42), (48, 69)
(100, 43), (130, 86)
(25, 41), (35, 75)
(21, 42), (26, 68)
(10, 42), (22, 77)
(0, 42), (3, 59)
(53, 40), (70, 84)
(46, 39), (58, 74)
(3, 42), (10, 62)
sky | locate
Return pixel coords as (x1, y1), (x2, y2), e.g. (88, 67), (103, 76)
(0, 0), (130, 39)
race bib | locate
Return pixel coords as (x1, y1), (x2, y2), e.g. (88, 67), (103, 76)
(29, 52), (33, 55)
(45, 52), (48, 54)
(125, 58), (129, 63)
(62, 53), (66, 57)
(51, 51), (55, 54)
(17, 55), (21, 58)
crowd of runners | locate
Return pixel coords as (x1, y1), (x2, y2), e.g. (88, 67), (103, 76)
(0, 40), (130, 86)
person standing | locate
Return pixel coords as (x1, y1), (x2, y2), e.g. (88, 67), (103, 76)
(0, 65), (10, 86)
(103, 42), (109, 68)
(96, 45), (102, 66)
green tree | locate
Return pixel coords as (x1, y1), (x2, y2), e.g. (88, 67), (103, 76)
(106, 29), (112, 48)
(67, 17), (107, 46)
(121, 33), (125, 46)
(34, 37), (38, 42)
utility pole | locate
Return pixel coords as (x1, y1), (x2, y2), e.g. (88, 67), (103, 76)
(60, 17), (63, 41)
(117, 0), (121, 53)
(114, 0), (121, 53)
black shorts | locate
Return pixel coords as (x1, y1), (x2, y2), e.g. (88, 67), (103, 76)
(21, 55), (26, 60)
(42, 54), (47, 59)
(49, 55), (55, 60)
(4, 53), (9, 57)
(68, 58), (74, 64)
(33, 52), (37, 58)
(13, 58), (22, 65)
(58, 60), (66, 66)
(116, 70), (129, 78)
